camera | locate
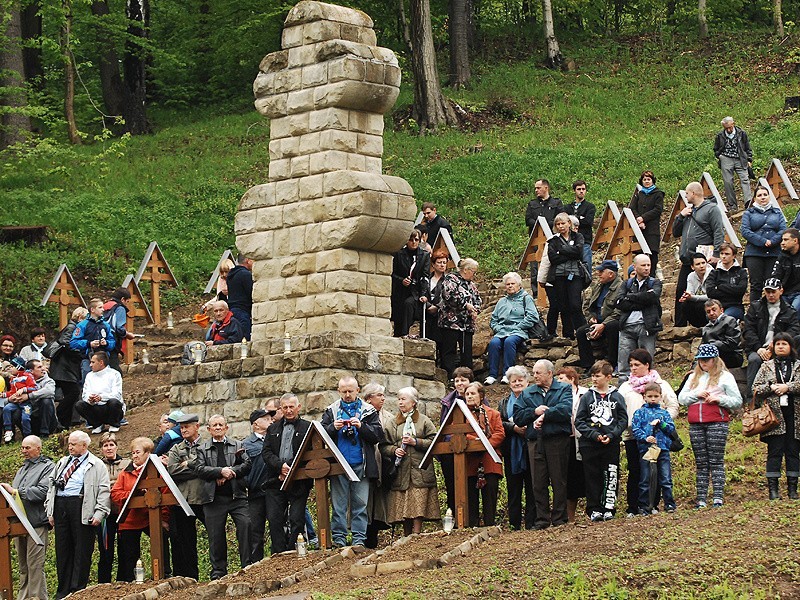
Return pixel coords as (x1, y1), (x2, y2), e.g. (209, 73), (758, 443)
(54, 478), (67, 490)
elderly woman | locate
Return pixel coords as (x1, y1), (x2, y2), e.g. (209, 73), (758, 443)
(556, 367), (588, 522)
(381, 387), (439, 535)
(629, 170), (664, 273)
(111, 437), (169, 581)
(753, 332), (800, 500)
(364, 383), (392, 548)
(543, 213), (587, 339)
(741, 185), (785, 303)
(438, 258), (482, 378)
(391, 230), (431, 337)
(617, 349), (679, 516)
(678, 344), (742, 508)
(97, 432), (131, 583)
(465, 382), (505, 527)
(484, 273), (539, 386)
(498, 366), (534, 529)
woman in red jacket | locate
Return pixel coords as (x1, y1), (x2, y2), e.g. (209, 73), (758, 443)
(465, 382), (505, 527)
(111, 437), (169, 582)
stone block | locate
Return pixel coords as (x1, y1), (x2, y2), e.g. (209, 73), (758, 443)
(223, 398), (260, 424)
(288, 43), (319, 68)
(296, 254), (316, 275)
(207, 345), (233, 362)
(403, 338), (435, 359)
(276, 298), (298, 320)
(324, 129), (359, 153)
(301, 62), (328, 87)
(197, 362), (221, 382)
(369, 335), (403, 354)
(308, 107), (350, 132)
(171, 365), (197, 385)
(241, 357), (265, 377)
(385, 64), (401, 87)
(256, 93), (289, 120)
(280, 256), (298, 277)
(328, 56), (366, 83)
(269, 158), (290, 181)
(357, 294), (375, 316)
(403, 357), (436, 378)
(366, 316), (392, 335)
(255, 205), (283, 228)
(376, 254), (392, 274)
(316, 249), (360, 272)
(349, 111), (384, 135)
(375, 297), (390, 318)
(364, 61), (385, 84)
(326, 270), (367, 293)
(143, 589), (160, 600)
(309, 150), (349, 174)
(324, 313), (366, 333)
(357, 251), (376, 273)
(276, 179), (300, 205)
(312, 80), (398, 114)
(332, 330), (372, 350)
(307, 273), (326, 294)
(239, 183), (276, 211)
(312, 196), (339, 223)
(299, 173), (324, 200)
(347, 153), (367, 171)
(375, 560), (414, 575)
(366, 274), (391, 296)
(298, 131), (321, 155)
(220, 360), (242, 379)
(414, 378), (447, 403)
(387, 374), (414, 392)
(373, 353), (403, 374)
(284, 276), (308, 297)
(357, 133), (383, 157)
(290, 155), (310, 178)
(305, 390), (337, 414)
(286, 1), (373, 28)
(281, 25), (304, 49)
(302, 20), (341, 45)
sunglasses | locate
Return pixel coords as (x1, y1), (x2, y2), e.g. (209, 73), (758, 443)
(266, 410), (278, 417)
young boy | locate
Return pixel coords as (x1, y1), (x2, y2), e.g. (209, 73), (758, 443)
(631, 382), (677, 514)
(575, 360), (628, 522)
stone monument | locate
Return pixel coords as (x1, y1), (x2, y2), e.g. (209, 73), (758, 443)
(170, 0), (447, 434)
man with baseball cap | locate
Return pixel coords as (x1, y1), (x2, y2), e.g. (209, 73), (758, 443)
(576, 259), (623, 372)
(243, 408), (272, 563)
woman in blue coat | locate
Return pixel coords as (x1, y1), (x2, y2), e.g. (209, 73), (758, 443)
(741, 186), (785, 302)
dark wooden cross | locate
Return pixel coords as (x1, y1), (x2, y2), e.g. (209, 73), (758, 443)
(518, 216), (553, 309)
(603, 207), (652, 276)
(135, 241), (178, 326)
(0, 486), (44, 599)
(430, 228), (460, 271)
(281, 421), (359, 550)
(40, 263), (86, 328)
(420, 399), (501, 529)
(121, 275), (155, 364)
(591, 200), (621, 251)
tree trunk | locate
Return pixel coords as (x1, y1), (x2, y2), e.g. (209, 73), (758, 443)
(396, 0), (412, 54)
(409, 0), (457, 132)
(61, 0), (81, 144)
(0, 6), (32, 149)
(122, 0), (151, 134)
(90, 0), (126, 119)
(448, 0), (471, 88)
(774, 0), (784, 36)
(20, 2), (42, 83)
(698, 0), (708, 38)
(541, 0), (563, 69)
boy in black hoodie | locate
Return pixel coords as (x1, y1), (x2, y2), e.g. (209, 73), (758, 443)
(575, 360), (628, 522)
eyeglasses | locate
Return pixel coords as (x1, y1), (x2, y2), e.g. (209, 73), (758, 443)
(266, 410), (278, 417)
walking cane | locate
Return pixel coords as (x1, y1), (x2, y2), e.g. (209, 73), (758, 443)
(422, 301), (427, 339)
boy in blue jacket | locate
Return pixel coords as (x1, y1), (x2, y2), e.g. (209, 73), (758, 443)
(632, 382), (677, 515)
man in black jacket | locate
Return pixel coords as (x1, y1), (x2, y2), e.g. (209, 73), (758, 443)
(576, 260), (622, 371)
(743, 278), (800, 387)
(226, 254), (253, 340)
(243, 408), (271, 563)
(771, 228), (800, 313)
(713, 116), (753, 211)
(525, 179), (564, 294)
(563, 180), (596, 269)
(261, 394), (313, 554)
(421, 202), (453, 247)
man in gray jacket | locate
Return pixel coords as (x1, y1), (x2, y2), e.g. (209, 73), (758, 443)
(46, 430), (110, 600)
(672, 181), (726, 327)
(713, 116), (753, 211)
(2, 435), (54, 600)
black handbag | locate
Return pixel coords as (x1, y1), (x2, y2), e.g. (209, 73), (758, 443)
(668, 428), (684, 452)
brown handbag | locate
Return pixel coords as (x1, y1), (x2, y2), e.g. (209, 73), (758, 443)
(742, 396), (780, 437)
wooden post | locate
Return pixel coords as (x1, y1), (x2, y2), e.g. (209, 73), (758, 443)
(764, 158), (799, 207)
(700, 172), (724, 208)
(121, 275), (155, 365)
(40, 264), (86, 329)
(519, 217), (554, 310)
(662, 190), (689, 244)
(0, 487), (44, 599)
(134, 242), (178, 326)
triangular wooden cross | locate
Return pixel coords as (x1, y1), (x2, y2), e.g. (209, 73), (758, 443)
(419, 399), (501, 529)
(0, 486), (44, 599)
(757, 177), (784, 211)
(603, 207), (652, 276)
(518, 217), (553, 309)
(414, 211), (424, 226)
(430, 228), (460, 271)
(204, 249), (235, 294)
(764, 159), (798, 207)
(40, 264), (86, 329)
(713, 197), (742, 248)
(591, 201), (622, 250)
(121, 275), (155, 364)
(662, 191), (741, 248)
(135, 242), (178, 325)
(281, 421), (359, 550)
(117, 454), (194, 580)
(700, 172), (725, 210)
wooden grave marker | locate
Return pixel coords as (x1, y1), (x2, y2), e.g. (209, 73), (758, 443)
(700, 172), (725, 210)
(714, 196), (742, 248)
(757, 177), (784, 211)
(40, 264), (86, 328)
(134, 242), (178, 325)
(764, 158), (798, 207)
(281, 421), (359, 550)
(591, 201), (622, 250)
(662, 190), (741, 248)
(420, 399), (501, 529)
(603, 207), (652, 276)
(430, 228), (460, 271)
(204, 249), (235, 295)
(414, 211), (424, 226)
(519, 217), (553, 309)
(118, 454), (194, 580)
(122, 274), (155, 364)
(0, 485), (44, 599)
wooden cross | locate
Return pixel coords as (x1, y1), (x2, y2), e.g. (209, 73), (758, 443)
(0, 486), (44, 599)
(117, 454), (194, 580)
(757, 177), (784, 211)
(763, 159), (798, 207)
(121, 275), (155, 365)
(590, 201), (622, 251)
(518, 217), (553, 309)
(700, 172), (725, 209)
(281, 421), (359, 550)
(420, 399), (502, 529)
(603, 207), (652, 276)
(430, 229), (460, 271)
(134, 242), (178, 325)
(662, 190), (741, 248)
(40, 264), (86, 328)
(203, 250), (235, 294)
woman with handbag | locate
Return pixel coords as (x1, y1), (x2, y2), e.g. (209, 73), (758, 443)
(678, 344), (742, 508)
(752, 332), (800, 500)
(543, 213), (587, 339)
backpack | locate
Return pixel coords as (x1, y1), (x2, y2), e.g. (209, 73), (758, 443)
(522, 293), (552, 342)
(181, 341), (208, 365)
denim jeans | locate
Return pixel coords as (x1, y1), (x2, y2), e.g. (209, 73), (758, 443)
(330, 462), (369, 546)
(582, 244), (593, 271)
(638, 449), (675, 511)
(783, 292), (800, 314)
(723, 305), (744, 321)
(617, 323), (656, 379)
(3, 402), (32, 436)
(487, 335), (526, 378)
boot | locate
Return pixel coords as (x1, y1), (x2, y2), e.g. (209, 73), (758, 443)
(768, 477), (781, 500)
(788, 477), (799, 500)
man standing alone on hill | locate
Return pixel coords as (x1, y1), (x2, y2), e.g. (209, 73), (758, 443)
(713, 116), (753, 212)
(226, 254), (253, 340)
(525, 179), (564, 296)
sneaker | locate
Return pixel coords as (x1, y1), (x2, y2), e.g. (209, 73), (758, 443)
(603, 512), (614, 521)
(120, 418), (129, 426)
(625, 512), (637, 518)
(501, 376), (509, 384)
(91, 425), (104, 434)
(712, 500), (723, 508)
(108, 425), (120, 433)
(3, 431), (12, 443)
(650, 508), (659, 515)
(84, 423), (93, 430)
(695, 500), (707, 509)
(638, 509), (650, 516)
(484, 376), (497, 385)
(589, 511), (604, 522)
(665, 506), (676, 513)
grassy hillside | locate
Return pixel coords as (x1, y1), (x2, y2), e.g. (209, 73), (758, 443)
(2, 32), (800, 332)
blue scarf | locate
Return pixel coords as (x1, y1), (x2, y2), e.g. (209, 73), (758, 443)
(506, 392), (528, 475)
(640, 184), (656, 194)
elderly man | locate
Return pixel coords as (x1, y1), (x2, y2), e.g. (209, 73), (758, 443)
(713, 116), (753, 211)
(46, 430), (110, 599)
(243, 407), (272, 563)
(195, 414), (251, 579)
(75, 351), (124, 434)
(262, 393), (313, 554)
(205, 300), (245, 347)
(672, 181), (726, 326)
(2, 435), (54, 600)
(322, 376), (383, 548)
(576, 260), (623, 372)
(513, 359), (573, 530)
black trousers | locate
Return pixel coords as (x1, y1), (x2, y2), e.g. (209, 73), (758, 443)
(96, 512), (118, 583)
(720, 350), (744, 369)
(53, 496), (95, 599)
(582, 441), (621, 515)
(683, 300), (708, 328)
(674, 263), (693, 327)
(204, 495), (251, 579)
(624, 439), (641, 515)
(440, 328), (473, 378)
(745, 255), (778, 303)
(55, 380), (81, 427)
(530, 435), (571, 528)
(117, 528), (145, 582)
(504, 458), (535, 530)
(547, 277), (586, 339)
(576, 321), (620, 369)
(439, 455), (456, 514)
(467, 473), (500, 527)
(264, 485), (311, 554)
(248, 493), (268, 563)
(170, 504), (204, 580)
(75, 399), (124, 427)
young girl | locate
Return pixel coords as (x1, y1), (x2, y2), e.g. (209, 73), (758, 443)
(632, 383), (677, 514)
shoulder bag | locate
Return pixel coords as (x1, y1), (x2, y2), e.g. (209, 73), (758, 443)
(741, 395), (779, 437)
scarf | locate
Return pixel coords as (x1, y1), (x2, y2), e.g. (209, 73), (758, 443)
(628, 369), (661, 394)
(506, 392), (527, 475)
(401, 409), (417, 438)
(640, 184), (657, 194)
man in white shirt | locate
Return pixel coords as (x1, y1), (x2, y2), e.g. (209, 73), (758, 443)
(75, 351), (124, 434)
